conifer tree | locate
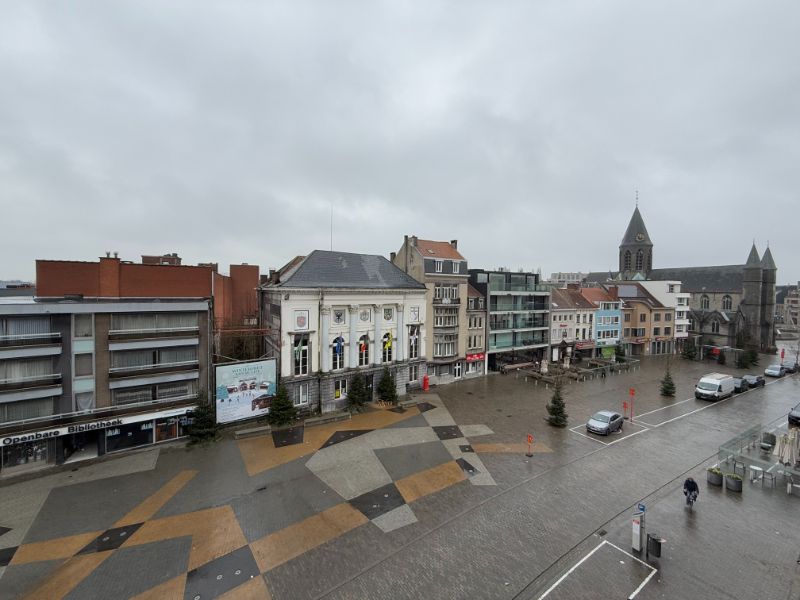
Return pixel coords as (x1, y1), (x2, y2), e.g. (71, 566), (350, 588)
(546, 379), (568, 428)
(377, 367), (398, 405)
(267, 385), (297, 427)
(660, 368), (676, 397)
(681, 342), (697, 360)
(347, 376), (369, 413)
(188, 392), (220, 446)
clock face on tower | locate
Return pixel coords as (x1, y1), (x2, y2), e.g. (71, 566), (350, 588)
(635, 233), (645, 242)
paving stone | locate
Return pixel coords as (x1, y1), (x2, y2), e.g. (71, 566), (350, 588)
(389, 406), (407, 414)
(455, 458), (479, 477)
(0, 526), (11, 538)
(374, 441), (454, 482)
(459, 445), (474, 453)
(371, 505), (418, 533)
(386, 414), (431, 429)
(349, 483), (406, 520)
(432, 425), (463, 441)
(272, 426), (305, 448)
(415, 402), (437, 413)
(0, 559), (63, 598)
(0, 545), (18, 567)
(183, 544), (260, 600)
(65, 536), (192, 600)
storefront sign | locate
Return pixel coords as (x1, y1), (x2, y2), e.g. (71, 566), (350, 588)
(575, 342), (595, 350)
(1, 407), (194, 447)
(466, 353), (485, 362)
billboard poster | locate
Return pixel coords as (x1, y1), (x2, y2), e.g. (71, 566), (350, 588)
(214, 359), (277, 424)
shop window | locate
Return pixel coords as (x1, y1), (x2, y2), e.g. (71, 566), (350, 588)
(2, 440), (49, 473)
(105, 422), (154, 453)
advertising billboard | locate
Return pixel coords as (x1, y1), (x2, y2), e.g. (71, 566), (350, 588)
(214, 359), (277, 424)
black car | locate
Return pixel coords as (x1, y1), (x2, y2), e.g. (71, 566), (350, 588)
(733, 377), (749, 393)
(789, 402), (800, 428)
(742, 374), (766, 388)
(781, 362), (799, 374)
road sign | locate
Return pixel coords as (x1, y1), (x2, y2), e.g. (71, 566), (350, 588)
(629, 387), (636, 397)
(638, 503), (646, 512)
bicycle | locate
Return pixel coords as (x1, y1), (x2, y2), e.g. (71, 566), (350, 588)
(684, 490), (698, 510)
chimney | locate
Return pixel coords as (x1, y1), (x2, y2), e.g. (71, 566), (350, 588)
(390, 251), (396, 262)
(450, 239), (458, 249)
(113, 251), (118, 258)
(105, 251), (111, 258)
(410, 236), (418, 247)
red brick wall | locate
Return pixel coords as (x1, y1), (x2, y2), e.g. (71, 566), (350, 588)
(118, 263), (212, 297)
(36, 261), (101, 297)
(229, 264), (260, 325)
(213, 272), (232, 327)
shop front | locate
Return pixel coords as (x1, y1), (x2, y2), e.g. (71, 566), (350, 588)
(574, 341), (595, 362)
(465, 352), (485, 376)
(1, 406), (195, 477)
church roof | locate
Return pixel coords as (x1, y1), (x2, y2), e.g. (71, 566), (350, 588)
(745, 244), (761, 268)
(620, 206), (653, 247)
(648, 266), (743, 293)
(269, 250), (426, 290)
(760, 246), (776, 270)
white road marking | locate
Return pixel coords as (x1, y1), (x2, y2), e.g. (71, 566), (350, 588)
(635, 397), (694, 417)
(536, 541), (607, 599)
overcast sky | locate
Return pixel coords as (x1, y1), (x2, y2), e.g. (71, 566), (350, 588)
(2, 1), (798, 284)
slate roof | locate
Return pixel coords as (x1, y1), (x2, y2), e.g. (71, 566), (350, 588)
(414, 239), (465, 260)
(620, 206), (653, 246)
(271, 250), (426, 290)
(611, 283), (665, 308)
(585, 265), (746, 293)
(761, 246), (776, 270)
(745, 244), (761, 268)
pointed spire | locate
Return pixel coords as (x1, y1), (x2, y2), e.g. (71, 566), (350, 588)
(620, 206), (652, 246)
(745, 243), (761, 268)
(760, 246), (776, 270)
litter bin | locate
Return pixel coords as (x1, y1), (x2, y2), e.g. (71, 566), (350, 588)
(646, 533), (662, 558)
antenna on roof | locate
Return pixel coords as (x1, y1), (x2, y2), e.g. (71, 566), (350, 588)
(330, 200), (333, 251)
(635, 189), (639, 207)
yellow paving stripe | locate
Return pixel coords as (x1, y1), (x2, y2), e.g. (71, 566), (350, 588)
(217, 575), (272, 600)
(129, 574), (186, 600)
(11, 531), (101, 565)
(21, 551), (112, 600)
(250, 503), (368, 573)
(124, 505), (248, 571)
(472, 442), (552, 454)
(395, 460), (466, 504)
(237, 406), (418, 476)
(114, 470), (198, 527)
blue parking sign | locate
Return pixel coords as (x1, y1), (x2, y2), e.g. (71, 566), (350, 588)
(637, 503), (646, 512)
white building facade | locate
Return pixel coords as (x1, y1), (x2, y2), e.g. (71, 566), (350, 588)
(639, 280), (691, 352)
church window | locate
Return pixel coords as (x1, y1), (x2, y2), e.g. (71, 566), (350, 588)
(635, 250), (644, 271)
(722, 295), (732, 311)
(711, 320), (720, 334)
(623, 251), (632, 271)
(646, 252), (652, 272)
(700, 295), (710, 310)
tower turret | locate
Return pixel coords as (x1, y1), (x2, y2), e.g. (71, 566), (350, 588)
(742, 243), (763, 348)
(618, 206), (653, 279)
(760, 246), (777, 351)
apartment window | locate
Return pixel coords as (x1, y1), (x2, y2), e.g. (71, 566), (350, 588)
(562, 330), (568, 338)
(453, 261), (460, 274)
(639, 314), (646, 323)
(700, 295), (710, 310)
(478, 298), (484, 309)
(332, 336), (345, 370)
(359, 335), (370, 366)
(434, 307), (458, 327)
(75, 391), (95, 412)
(711, 320), (720, 334)
(552, 315), (557, 322)
(409, 364), (419, 382)
(453, 362), (462, 378)
(668, 285), (675, 293)
(665, 327), (672, 335)
(624, 313), (631, 322)
(434, 285), (458, 300)
(382, 332), (393, 363)
(654, 313), (661, 322)
(468, 298), (475, 310)
(294, 335), (308, 375)
(111, 312), (196, 332)
(624, 328), (631, 337)
(74, 353), (93, 377)
(433, 334), (457, 357)
(74, 314), (93, 338)
(653, 327), (660, 336)
(435, 260), (443, 273)
(294, 383), (309, 407)
(334, 379), (347, 399)
(665, 313), (672, 322)
(408, 326), (419, 359)
(722, 295), (732, 311)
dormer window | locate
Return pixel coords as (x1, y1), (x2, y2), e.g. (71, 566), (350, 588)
(435, 260), (443, 273)
(453, 261), (460, 274)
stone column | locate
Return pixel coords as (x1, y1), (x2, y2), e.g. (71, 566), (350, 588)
(396, 304), (404, 361)
(373, 304), (382, 365)
(349, 305), (359, 368)
(320, 307), (330, 373)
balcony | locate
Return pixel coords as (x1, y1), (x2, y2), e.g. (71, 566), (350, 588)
(0, 373), (62, 394)
(489, 282), (550, 293)
(108, 326), (199, 341)
(432, 297), (460, 305)
(489, 315), (549, 331)
(490, 300), (549, 313)
(109, 360), (199, 378)
(0, 332), (62, 349)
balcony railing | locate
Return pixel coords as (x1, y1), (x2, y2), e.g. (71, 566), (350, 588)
(490, 302), (549, 313)
(109, 360), (199, 376)
(432, 297), (460, 305)
(489, 283), (550, 292)
(108, 326), (199, 341)
(0, 332), (62, 348)
(0, 373), (62, 392)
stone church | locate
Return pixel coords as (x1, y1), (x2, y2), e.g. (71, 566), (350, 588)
(586, 207), (777, 352)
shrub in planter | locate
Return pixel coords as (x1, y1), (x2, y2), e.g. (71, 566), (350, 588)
(724, 472), (743, 492)
(707, 467), (723, 486)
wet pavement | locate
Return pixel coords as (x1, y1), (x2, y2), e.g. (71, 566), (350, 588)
(1, 353), (799, 599)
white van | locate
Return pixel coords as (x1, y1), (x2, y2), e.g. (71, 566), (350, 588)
(695, 373), (735, 401)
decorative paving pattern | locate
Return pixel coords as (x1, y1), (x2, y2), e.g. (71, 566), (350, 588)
(183, 545), (261, 600)
(459, 444), (474, 453)
(349, 483), (406, 520)
(320, 429), (372, 449)
(0, 546), (17, 567)
(415, 402), (437, 413)
(77, 524), (144, 555)
(432, 425), (463, 441)
(455, 458), (479, 477)
(0, 527), (11, 538)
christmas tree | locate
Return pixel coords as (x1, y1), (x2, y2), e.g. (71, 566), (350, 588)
(546, 379), (568, 427)
(377, 367), (398, 405)
(660, 368), (676, 397)
(188, 392), (219, 446)
(347, 376), (369, 413)
(268, 385), (297, 427)
(681, 342), (697, 360)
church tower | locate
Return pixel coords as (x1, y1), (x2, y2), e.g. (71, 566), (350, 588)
(760, 246), (777, 351)
(619, 206), (653, 280)
(741, 243), (763, 348)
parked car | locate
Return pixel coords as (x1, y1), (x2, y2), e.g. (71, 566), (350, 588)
(586, 410), (624, 435)
(733, 377), (749, 393)
(781, 362), (799, 374)
(742, 374), (766, 388)
(764, 364), (786, 377)
(789, 402), (800, 428)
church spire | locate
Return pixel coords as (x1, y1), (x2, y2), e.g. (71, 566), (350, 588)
(760, 246), (776, 270)
(620, 206), (653, 247)
(745, 243), (761, 268)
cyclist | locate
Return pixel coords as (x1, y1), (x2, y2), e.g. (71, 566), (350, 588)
(683, 477), (699, 506)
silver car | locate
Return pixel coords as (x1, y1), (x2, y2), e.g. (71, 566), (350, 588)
(586, 410), (624, 435)
(765, 364), (786, 377)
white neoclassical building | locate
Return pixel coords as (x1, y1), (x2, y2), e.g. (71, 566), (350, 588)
(260, 250), (428, 414)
